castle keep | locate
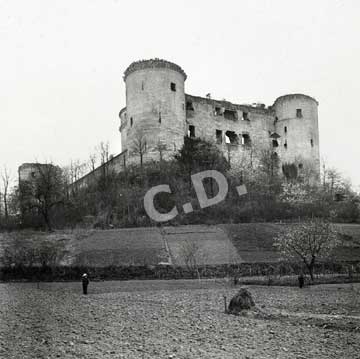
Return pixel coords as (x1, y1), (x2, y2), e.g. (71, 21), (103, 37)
(73, 58), (320, 188)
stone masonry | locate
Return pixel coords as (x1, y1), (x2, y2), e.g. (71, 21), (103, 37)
(119, 59), (320, 178)
(69, 58), (320, 188)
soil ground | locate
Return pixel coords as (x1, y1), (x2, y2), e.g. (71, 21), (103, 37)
(0, 280), (359, 358)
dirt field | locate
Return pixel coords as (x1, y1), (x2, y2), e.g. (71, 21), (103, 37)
(0, 280), (359, 358)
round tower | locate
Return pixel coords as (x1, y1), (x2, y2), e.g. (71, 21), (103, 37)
(121, 59), (187, 162)
(273, 94), (320, 180)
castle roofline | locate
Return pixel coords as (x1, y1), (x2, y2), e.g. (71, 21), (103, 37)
(123, 58), (187, 81)
(185, 94), (274, 114)
(273, 93), (318, 106)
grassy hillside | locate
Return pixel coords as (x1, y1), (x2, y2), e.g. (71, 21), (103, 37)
(1, 223), (360, 268)
(220, 223), (282, 263)
(221, 223), (360, 263)
(58, 222), (360, 265)
(72, 228), (168, 266)
(163, 225), (242, 265)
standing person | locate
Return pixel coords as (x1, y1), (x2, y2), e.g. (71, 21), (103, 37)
(298, 272), (305, 289)
(82, 273), (89, 295)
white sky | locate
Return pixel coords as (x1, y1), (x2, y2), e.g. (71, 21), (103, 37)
(1, 0), (360, 187)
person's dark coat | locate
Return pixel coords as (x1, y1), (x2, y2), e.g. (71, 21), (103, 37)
(82, 276), (89, 294)
(298, 274), (305, 288)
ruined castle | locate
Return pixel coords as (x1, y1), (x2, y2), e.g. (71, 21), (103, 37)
(76, 58), (320, 187)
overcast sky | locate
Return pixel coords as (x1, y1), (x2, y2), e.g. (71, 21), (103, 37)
(1, 0), (360, 187)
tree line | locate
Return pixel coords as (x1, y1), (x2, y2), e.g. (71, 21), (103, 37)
(0, 135), (359, 231)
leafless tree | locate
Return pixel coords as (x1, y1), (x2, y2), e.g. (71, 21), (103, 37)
(258, 147), (280, 181)
(179, 239), (205, 279)
(96, 141), (112, 178)
(97, 141), (110, 165)
(154, 140), (167, 162)
(321, 160), (343, 192)
(20, 163), (64, 231)
(131, 129), (147, 167)
(325, 168), (343, 196)
(1, 167), (11, 221)
(66, 159), (87, 184)
(88, 152), (97, 172)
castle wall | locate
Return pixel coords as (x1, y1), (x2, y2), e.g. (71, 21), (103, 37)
(120, 92), (320, 178)
(69, 151), (127, 191)
(185, 95), (276, 165)
(100, 60), (322, 182)
(118, 60), (320, 181)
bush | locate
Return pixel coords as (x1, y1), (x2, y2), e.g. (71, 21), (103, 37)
(1, 232), (68, 268)
(1, 260), (359, 282)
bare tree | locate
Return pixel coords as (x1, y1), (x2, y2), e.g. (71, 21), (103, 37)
(95, 141), (112, 178)
(66, 160), (87, 184)
(154, 140), (167, 162)
(321, 160), (344, 193)
(1, 167), (11, 221)
(179, 239), (205, 279)
(326, 168), (343, 196)
(131, 129), (147, 167)
(97, 141), (110, 165)
(259, 147), (280, 181)
(254, 146), (282, 197)
(20, 163), (64, 231)
(88, 152), (97, 172)
(274, 219), (340, 281)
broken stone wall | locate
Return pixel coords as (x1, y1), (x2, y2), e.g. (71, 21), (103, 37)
(184, 95), (276, 165)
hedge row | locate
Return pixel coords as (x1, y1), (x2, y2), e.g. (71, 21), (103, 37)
(1, 261), (359, 282)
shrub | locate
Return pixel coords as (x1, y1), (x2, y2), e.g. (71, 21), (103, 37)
(1, 232), (68, 268)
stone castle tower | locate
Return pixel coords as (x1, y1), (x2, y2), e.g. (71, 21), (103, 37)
(118, 58), (320, 178)
(120, 59), (187, 160)
(273, 94), (320, 174)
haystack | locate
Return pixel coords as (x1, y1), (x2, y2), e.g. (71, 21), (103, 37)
(227, 287), (255, 315)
